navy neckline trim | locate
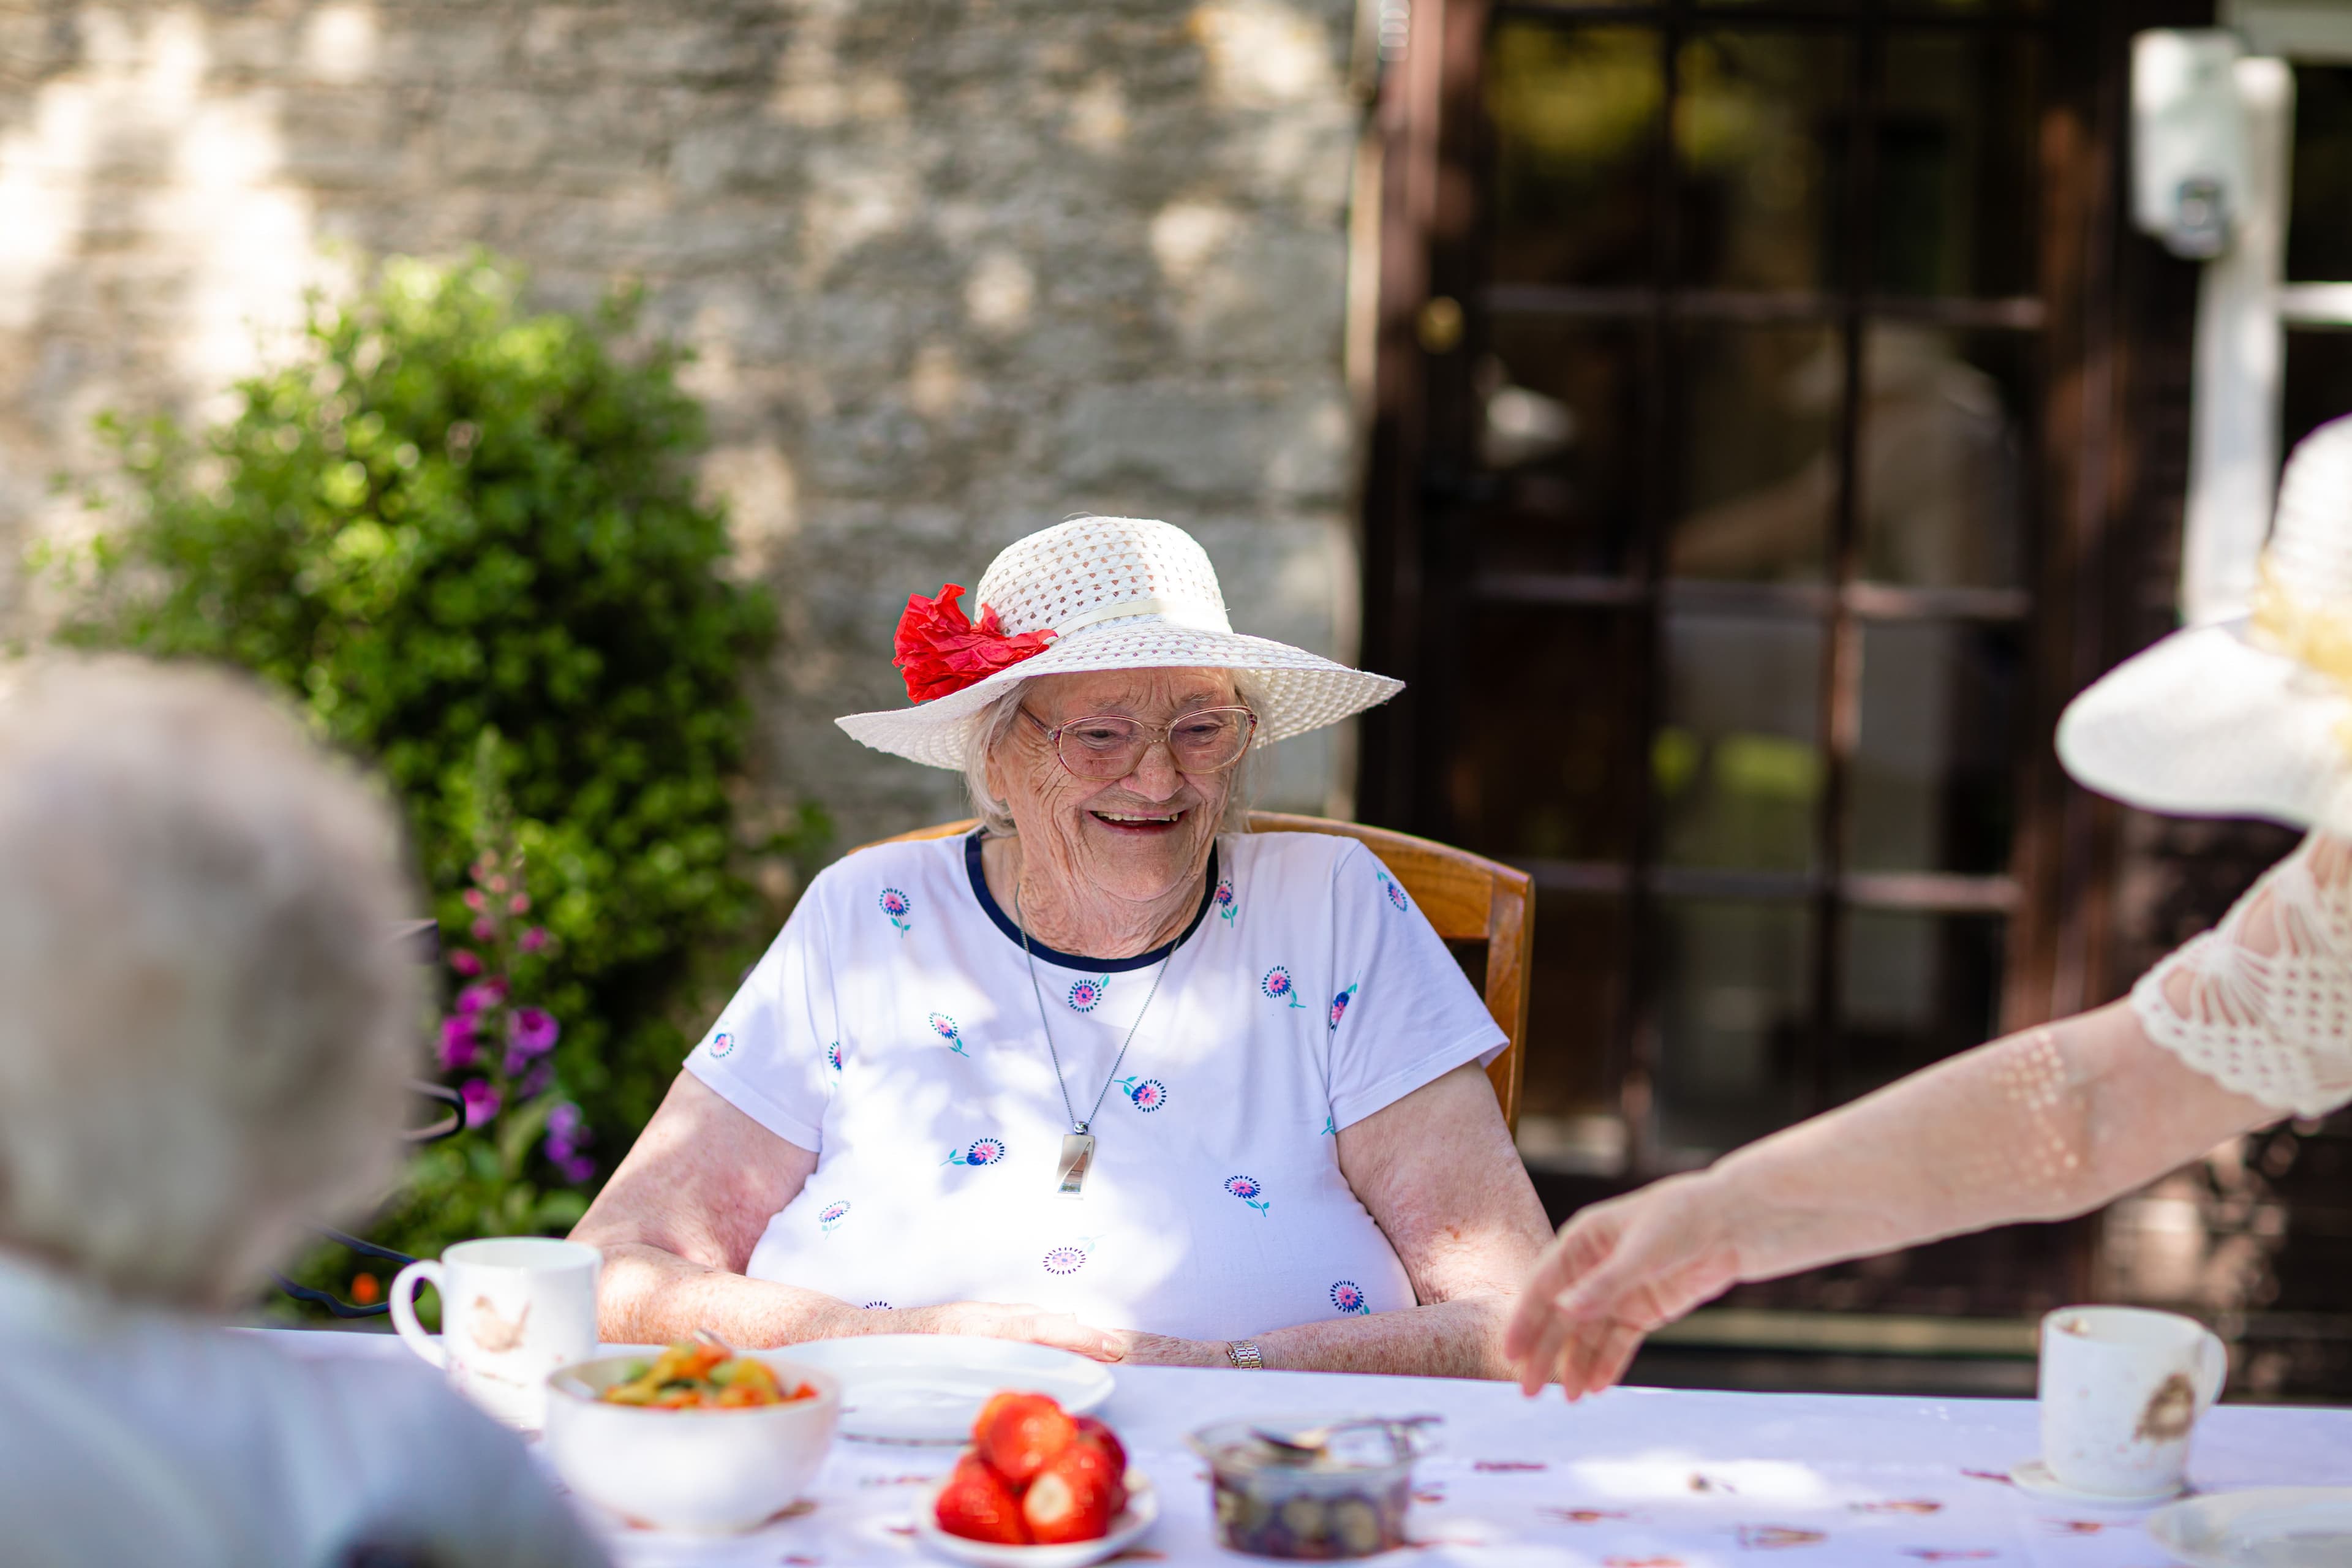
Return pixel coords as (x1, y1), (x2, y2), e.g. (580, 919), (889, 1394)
(963, 829), (1219, 972)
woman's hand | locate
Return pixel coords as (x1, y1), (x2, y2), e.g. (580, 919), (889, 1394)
(1503, 1170), (1743, 1399)
(890, 1302), (1127, 1363)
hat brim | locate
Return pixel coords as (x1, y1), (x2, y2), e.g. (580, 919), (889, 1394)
(834, 621), (1404, 770)
(2057, 619), (2352, 832)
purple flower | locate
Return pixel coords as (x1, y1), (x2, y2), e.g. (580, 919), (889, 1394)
(460, 1079), (502, 1129)
(436, 1014), (478, 1071)
(470, 917), (496, 941)
(556, 1154), (595, 1185)
(517, 1061), (553, 1098)
(510, 1007), (560, 1057)
(549, 1101), (585, 1142)
(455, 983), (497, 1016)
(508, 892), (530, 914)
(463, 888), (486, 911)
(519, 926), (548, 953)
(448, 949), (483, 978)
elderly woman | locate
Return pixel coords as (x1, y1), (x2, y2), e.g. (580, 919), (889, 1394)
(576, 516), (1552, 1374)
(0, 660), (605, 1567)
(1508, 415), (2352, 1398)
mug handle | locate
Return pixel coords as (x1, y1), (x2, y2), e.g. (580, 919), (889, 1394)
(2193, 1327), (2229, 1414)
(388, 1259), (447, 1370)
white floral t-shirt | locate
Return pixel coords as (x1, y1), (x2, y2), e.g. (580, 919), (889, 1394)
(685, 829), (1505, 1343)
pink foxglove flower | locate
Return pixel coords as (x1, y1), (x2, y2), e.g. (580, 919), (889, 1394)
(519, 926), (548, 954)
(510, 1007), (560, 1057)
(437, 1014), (478, 1071)
(460, 1079), (501, 1129)
(448, 949), (483, 978)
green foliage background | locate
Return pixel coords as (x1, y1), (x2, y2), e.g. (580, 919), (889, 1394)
(41, 254), (820, 1275)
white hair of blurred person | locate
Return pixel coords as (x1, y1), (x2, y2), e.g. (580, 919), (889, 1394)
(0, 657), (420, 1309)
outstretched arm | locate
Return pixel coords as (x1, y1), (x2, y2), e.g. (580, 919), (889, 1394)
(573, 1071), (1123, 1359)
(1506, 1000), (2280, 1396)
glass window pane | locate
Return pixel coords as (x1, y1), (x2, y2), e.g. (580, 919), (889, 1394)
(2282, 329), (2352, 464)
(2287, 64), (2352, 284)
(1855, 325), (2031, 589)
(1658, 609), (1823, 873)
(1487, 24), (1663, 289)
(1677, 31), (1853, 293)
(1521, 895), (1627, 1123)
(1447, 607), (1645, 863)
(1654, 898), (1812, 1155)
(1874, 33), (2043, 299)
(1476, 322), (1646, 577)
(1847, 621), (2021, 875)
(1670, 325), (1841, 582)
(1835, 910), (2005, 1102)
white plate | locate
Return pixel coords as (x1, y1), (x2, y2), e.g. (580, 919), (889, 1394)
(2010, 1458), (2182, 1507)
(913, 1471), (1157, 1567)
(2147, 1487), (2352, 1567)
(774, 1336), (1115, 1444)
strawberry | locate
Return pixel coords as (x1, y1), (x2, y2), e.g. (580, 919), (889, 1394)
(935, 1453), (1030, 1545)
(1022, 1436), (1121, 1544)
(974, 1392), (1077, 1486)
(1074, 1415), (1128, 1478)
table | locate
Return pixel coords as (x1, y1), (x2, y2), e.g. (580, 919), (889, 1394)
(263, 1331), (2352, 1567)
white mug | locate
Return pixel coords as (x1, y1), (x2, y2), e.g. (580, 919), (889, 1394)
(390, 1237), (601, 1428)
(2038, 1304), (2228, 1499)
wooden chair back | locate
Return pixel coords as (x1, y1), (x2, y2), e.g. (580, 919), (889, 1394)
(850, 812), (1532, 1131)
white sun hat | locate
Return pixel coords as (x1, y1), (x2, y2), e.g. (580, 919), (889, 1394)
(835, 516), (1403, 770)
(2058, 414), (2352, 832)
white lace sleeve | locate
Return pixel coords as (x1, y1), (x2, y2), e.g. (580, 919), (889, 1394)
(2131, 832), (2352, 1118)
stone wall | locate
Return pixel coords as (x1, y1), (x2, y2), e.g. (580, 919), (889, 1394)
(0, 0), (1368, 851)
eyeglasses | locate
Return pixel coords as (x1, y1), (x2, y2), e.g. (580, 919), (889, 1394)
(1022, 705), (1259, 781)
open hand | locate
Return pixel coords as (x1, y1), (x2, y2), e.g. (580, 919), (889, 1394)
(893, 1301), (1126, 1362)
(1503, 1171), (1743, 1399)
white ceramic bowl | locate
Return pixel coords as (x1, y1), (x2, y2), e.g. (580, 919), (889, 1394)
(543, 1352), (842, 1534)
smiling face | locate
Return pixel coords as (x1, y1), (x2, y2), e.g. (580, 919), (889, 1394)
(986, 666), (1242, 916)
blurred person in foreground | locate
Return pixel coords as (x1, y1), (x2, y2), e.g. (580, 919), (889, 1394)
(0, 658), (606, 1568)
(1509, 417), (2352, 1399)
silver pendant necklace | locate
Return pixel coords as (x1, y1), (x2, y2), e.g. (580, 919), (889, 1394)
(1014, 879), (1174, 1198)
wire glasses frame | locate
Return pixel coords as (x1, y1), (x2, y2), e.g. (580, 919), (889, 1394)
(1022, 704), (1259, 781)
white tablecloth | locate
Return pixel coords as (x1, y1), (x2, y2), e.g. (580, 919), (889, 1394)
(262, 1330), (2352, 1567)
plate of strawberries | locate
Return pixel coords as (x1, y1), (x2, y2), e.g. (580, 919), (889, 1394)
(916, 1392), (1155, 1566)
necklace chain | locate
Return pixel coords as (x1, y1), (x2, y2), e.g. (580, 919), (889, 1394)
(1014, 878), (1173, 1134)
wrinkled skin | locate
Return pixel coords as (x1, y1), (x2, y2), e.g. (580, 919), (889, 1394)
(980, 667), (1237, 959)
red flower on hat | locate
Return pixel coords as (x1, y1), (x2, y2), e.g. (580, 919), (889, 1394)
(892, 584), (1056, 703)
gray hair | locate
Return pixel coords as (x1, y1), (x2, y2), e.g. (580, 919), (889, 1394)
(0, 658), (421, 1308)
(963, 671), (1265, 837)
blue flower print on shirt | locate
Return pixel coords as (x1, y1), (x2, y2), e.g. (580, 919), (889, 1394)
(826, 1041), (843, 1073)
(1042, 1244), (1088, 1276)
(706, 1030), (736, 1060)
(818, 1200), (851, 1234)
(929, 1011), (968, 1057)
(1375, 870), (1409, 912)
(1330, 1281), (1370, 1316)
(1114, 1076), (1168, 1113)
(1329, 983), (1359, 1032)
(880, 887), (913, 936)
(1225, 1175), (1271, 1216)
(862, 1300), (891, 1310)
(1262, 966), (1305, 1008)
(1213, 875), (1238, 925)
(1067, 975), (1109, 1012)
(943, 1137), (1008, 1167)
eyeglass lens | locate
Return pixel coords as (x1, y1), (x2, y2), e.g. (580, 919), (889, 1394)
(1056, 709), (1253, 778)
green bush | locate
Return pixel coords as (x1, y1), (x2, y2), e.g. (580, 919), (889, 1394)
(41, 253), (818, 1282)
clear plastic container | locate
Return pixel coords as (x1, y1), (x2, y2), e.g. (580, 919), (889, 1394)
(1186, 1416), (1440, 1559)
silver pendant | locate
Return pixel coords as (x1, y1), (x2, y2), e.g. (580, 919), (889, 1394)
(1055, 1133), (1096, 1197)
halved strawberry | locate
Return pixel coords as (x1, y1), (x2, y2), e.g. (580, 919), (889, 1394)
(936, 1453), (1030, 1545)
(974, 1391), (1077, 1486)
(1022, 1436), (1121, 1544)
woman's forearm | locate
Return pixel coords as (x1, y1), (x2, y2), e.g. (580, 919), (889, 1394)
(1123, 1296), (1515, 1378)
(594, 1240), (876, 1348)
(1700, 1000), (2278, 1289)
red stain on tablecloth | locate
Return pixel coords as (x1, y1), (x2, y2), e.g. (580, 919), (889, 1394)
(1901, 1552), (1996, 1562)
(1852, 1499), (1943, 1514)
(1959, 1470), (2013, 1485)
(1475, 1460), (1549, 1472)
(1541, 1508), (1632, 1524)
(1604, 1558), (1685, 1567)
(2048, 1519), (2108, 1534)
(1737, 1525), (1828, 1548)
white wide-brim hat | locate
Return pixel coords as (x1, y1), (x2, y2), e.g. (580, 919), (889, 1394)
(835, 516), (1403, 770)
(2058, 414), (2352, 832)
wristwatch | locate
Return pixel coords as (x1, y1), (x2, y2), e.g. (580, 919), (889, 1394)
(1224, 1339), (1264, 1370)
